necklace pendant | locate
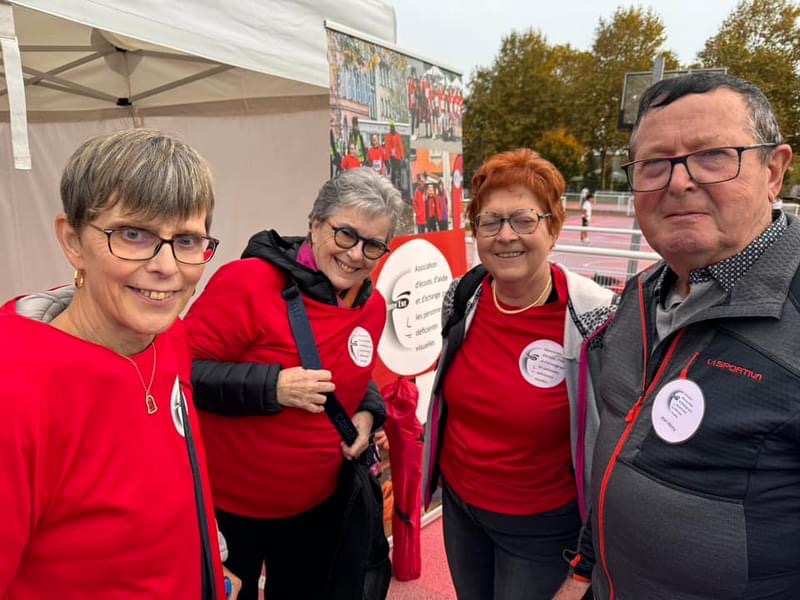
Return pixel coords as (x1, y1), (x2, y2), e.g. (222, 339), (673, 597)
(146, 393), (158, 415)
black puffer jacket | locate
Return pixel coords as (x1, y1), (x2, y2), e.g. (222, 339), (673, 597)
(191, 230), (386, 428)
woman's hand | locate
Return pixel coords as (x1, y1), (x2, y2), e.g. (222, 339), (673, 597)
(276, 367), (335, 413)
(341, 410), (374, 459)
(222, 566), (242, 599)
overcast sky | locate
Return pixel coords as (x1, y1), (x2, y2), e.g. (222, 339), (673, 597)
(394, 0), (742, 80)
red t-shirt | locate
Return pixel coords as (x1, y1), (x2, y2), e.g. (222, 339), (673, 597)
(426, 193), (438, 220)
(367, 146), (386, 173)
(413, 189), (426, 224)
(0, 309), (225, 598)
(341, 154), (361, 170)
(440, 266), (576, 515)
(185, 258), (386, 518)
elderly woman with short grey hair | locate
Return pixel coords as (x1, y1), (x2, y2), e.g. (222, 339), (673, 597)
(185, 167), (403, 600)
(0, 128), (242, 598)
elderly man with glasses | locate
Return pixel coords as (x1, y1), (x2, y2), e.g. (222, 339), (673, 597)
(555, 73), (796, 600)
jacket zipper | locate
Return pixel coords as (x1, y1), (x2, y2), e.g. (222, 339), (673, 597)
(596, 277), (687, 599)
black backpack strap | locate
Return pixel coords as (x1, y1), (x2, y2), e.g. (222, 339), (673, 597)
(282, 281), (359, 446)
(442, 265), (487, 337)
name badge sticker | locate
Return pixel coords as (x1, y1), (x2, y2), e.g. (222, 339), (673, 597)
(518, 339), (566, 388)
(651, 378), (706, 444)
(348, 326), (374, 367)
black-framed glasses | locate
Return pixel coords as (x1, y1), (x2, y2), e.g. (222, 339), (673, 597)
(473, 209), (551, 237)
(88, 224), (219, 265)
(330, 224), (390, 260)
(621, 143), (778, 192)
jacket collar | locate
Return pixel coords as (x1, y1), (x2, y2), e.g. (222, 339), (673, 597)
(241, 229), (373, 307)
(644, 214), (800, 322)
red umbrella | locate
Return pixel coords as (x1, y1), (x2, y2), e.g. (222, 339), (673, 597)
(381, 378), (423, 581)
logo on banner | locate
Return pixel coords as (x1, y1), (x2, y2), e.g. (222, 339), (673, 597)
(376, 239), (454, 376)
(651, 379), (705, 444)
(519, 340), (566, 388)
(453, 168), (462, 190)
(348, 326), (374, 367)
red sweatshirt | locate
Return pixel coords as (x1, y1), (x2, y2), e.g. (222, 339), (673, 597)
(0, 306), (225, 599)
(185, 258), (386, 518)
(367, 146), (387, 173)
(385, 132), (405, 161)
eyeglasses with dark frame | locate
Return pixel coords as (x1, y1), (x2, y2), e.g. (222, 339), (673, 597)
(473, 209), (551, 238)
(621, 143), (778, 192)
(329, 224), (390, 260)
(88, 223), (220, 265)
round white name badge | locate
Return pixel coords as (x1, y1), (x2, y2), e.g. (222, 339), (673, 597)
(518, 339), (566, 388)
(651, 379), (705, 444)
(348, 326), (374, 367)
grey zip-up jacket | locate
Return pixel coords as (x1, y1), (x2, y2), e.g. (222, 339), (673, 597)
(423, 263), (616, 518)
(581, 215), (800, 600)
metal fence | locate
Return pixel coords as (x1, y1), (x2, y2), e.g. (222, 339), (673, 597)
(466, 224), (661, 293)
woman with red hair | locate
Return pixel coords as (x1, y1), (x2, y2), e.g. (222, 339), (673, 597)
(423, 148), (616, 600)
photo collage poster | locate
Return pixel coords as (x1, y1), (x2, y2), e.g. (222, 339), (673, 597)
(326, 27), (465, 236)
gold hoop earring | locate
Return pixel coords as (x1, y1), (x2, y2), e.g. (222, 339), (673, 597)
(73, 269), (85, 289)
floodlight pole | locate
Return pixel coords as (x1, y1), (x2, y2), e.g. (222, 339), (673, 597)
(627, 54), (666, 277)
(652, 55), (665, 84)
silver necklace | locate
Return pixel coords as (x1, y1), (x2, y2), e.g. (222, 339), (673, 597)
(121, 342), (158, 415)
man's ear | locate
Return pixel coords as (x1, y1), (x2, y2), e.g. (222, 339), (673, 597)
(54, 213), (84, 270)
(767, 143), (793, 201)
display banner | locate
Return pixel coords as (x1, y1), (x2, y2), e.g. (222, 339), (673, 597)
(326, 24), (467, 394)
(326, 27), (468, 534)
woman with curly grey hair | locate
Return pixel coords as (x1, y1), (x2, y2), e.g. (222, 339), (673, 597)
(185, 167), (403, 599)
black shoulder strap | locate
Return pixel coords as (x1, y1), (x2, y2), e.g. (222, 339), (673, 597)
(442, 265), (487, 337)
(178, 388), (218, 600)
(282, 282), (359, 446)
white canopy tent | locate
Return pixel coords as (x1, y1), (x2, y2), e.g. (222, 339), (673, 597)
(0, 0), (396, 300)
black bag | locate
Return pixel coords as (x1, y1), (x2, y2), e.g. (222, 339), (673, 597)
(282, 282), (391, 600)
(328, 458), (391, 600)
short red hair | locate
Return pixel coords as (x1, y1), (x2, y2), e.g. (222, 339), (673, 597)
(468, 148), (566, 237)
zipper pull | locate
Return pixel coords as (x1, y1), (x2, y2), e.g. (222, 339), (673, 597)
(626, 396), (644, 423)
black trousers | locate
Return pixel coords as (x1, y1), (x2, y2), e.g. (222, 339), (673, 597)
(217, 492), (342, 600)
(390, 157), (403, 190)
(442, 481), (580, 600)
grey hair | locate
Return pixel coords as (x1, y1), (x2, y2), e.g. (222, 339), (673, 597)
(630, 72), (783, 162)
(309, 168), (404, 239)
(60, 128), (215, 232)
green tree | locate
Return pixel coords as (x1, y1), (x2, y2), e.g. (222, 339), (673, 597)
(463, 30), (586, 182)
(535, 128), (586, 183)
(573, 7), (678, 188)
(462, 7), (677, 190)
(697, 0), (800, 152)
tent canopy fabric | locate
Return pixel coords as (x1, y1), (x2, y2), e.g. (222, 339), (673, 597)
(2, 0), (396, 113)
(0, 0), (397, 300)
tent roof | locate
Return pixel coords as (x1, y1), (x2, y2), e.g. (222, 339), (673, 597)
(9, 0), (396, 91)
(1, 0), (396, 115)
(0, 0), (395, 168)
